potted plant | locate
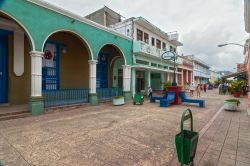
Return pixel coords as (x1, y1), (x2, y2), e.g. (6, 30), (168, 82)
(112, 86), (124, 106)
(224, 99), (240, 111)
(164, 81), (172, 87)
(231, 80), (244, 97)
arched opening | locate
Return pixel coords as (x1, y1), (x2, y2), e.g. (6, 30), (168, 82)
(97, 44), (125, 100)
(0, 12), (34, 107)
(42, 31), (91, 107)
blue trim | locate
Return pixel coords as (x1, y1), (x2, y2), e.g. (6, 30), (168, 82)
(0, 29), (12, 36)
(55, 44), (60, 90)
(97, 87), (123, 101)
(43, 89), (90, 107)
(0, 29), (9, 103)
(97, 52), (109, 88)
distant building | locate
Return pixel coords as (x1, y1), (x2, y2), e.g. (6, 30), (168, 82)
(209, 70), (221, 84)
(192, 56), (210, 84)
(177, 55), (193, 86)
(237, 63), (246, 72)
(217, 71), (233, 76)
(85, 6), (122, 27)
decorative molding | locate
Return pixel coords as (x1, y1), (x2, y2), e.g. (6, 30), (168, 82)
(30, 51), (44, 57)
(27, 0), (132, 41)
(0, 10), (36, 50)
(42, 29), (94, 59)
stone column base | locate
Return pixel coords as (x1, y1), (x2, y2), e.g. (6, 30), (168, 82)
(123, 91), (132, 101)
(29, 96), (44, 116)
(89, 93), (98, 105)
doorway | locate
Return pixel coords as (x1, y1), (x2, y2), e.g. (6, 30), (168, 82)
(0, 30), (9, 103)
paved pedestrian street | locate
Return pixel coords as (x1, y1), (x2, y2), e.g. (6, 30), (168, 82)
(0, 90), (249, 166)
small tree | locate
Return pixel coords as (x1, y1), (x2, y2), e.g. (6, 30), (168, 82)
(164, 81), (172, 87)
(231, 80), (244, 93)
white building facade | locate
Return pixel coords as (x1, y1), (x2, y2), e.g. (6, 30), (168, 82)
(192, 57), (210, 84)
(209, 70), (221, 84)
(110, 17), (183, 94)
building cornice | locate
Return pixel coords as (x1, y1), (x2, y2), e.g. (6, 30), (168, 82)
(27, 0), (132, 41)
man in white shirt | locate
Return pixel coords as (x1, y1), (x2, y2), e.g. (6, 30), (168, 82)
(189, 82), (195, 97)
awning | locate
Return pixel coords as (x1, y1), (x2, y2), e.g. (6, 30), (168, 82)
(221, 70), (247, 79)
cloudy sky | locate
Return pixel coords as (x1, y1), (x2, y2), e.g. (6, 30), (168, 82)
(44, 0), (248, 71)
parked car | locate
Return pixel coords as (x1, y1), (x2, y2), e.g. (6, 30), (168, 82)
(213, 84), (219, 88)
(208, 84), (213, 90)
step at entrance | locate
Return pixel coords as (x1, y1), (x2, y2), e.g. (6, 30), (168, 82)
(0, 106), (31, 121)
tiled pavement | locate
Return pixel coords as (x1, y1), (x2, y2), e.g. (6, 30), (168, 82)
(169, 94), (249, 166)
(198, 99), (250, 166)
(0, 90), (249, 166)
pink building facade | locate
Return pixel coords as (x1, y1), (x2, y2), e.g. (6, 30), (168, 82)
(177, 55), (193, 88)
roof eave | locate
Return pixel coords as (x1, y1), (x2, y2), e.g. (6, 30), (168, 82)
(134, 17), (170, 41)
(170, 40), (183, 47)
(27, 0), (132, 41)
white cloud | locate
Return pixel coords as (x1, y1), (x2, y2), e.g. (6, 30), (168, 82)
(43, 0), (248, 71)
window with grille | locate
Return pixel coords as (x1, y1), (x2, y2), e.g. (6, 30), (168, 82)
(42, 42), (60, 91)
(170, 45), (174, 51)
(137, 29), (143, 41)
(162, 42), (166, 50)
(156, 39), (161, 49)
(144, 32), (149, 43)
(151, 37), (155, 46)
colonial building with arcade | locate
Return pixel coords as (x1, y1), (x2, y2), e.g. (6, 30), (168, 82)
(0, 0), (133, 115)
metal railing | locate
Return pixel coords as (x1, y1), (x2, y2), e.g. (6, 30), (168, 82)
(97, 88), (123, 101)
(43, 89), (89, 107)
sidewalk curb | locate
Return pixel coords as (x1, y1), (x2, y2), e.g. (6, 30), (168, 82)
(199, 105), (224, 138)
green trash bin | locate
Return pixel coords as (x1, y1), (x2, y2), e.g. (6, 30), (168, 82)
(133, 93), (144, 105)
(175, 108), (199, 166)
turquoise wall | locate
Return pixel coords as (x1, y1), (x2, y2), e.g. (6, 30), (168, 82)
(0, 0), (132, 64)
(112, 58), (123, 87)
(151, 73), (162, 91)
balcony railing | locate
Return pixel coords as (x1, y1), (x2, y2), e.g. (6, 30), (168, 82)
(193, 70), (210, 79)
(133, 41), (163, 57)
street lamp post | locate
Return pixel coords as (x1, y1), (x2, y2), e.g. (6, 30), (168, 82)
(217, 43), (245, 47)
(217, 42), (248, 54)
(161, 51), (177, 86)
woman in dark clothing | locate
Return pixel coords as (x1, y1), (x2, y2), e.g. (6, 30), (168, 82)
(203, 83), (207, 92)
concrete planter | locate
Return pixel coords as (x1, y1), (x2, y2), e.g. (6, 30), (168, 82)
(112, 96), (125, 106)
(224, 99), (240, 111)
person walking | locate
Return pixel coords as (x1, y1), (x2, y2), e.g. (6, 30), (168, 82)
(218, 83), (222, 95)
(196, 84), (201, 97)
(203, 83), (207, 92)
(190, 82), (195, 97)
(147, 86), (153, 99)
